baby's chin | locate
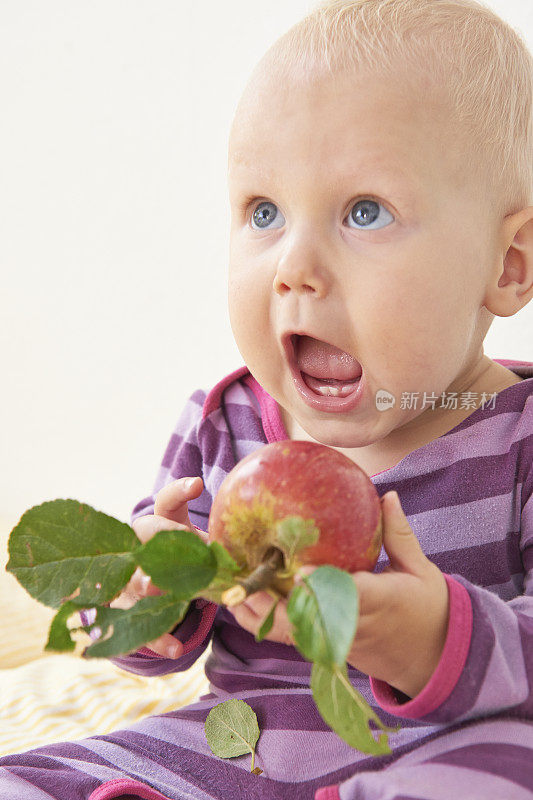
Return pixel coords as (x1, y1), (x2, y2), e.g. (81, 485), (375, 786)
(284, 403), (390, 451)
(304, 425), (387, 451)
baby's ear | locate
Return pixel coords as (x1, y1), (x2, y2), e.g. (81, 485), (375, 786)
(483, 205), (533, 317)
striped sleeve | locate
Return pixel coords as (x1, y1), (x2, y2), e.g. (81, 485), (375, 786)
(105, 390), (219, 677)
(371, 439), (533, 724)
(129, 388), (210, 528)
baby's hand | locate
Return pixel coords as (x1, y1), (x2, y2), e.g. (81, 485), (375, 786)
(109, 476), (207, 659)
(342, 491), (449, 698)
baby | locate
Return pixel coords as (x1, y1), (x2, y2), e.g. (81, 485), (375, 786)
(1, 0), (532, 798)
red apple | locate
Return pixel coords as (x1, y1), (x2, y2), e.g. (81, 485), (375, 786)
(208, 440), (382, 602)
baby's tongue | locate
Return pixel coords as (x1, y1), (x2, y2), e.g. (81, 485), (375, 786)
(295, 335), (362, 381)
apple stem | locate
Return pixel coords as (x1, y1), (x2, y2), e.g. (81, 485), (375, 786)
(221, 547), (285, 607)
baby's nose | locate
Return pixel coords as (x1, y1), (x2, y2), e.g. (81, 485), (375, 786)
(272, 253), (331, 297)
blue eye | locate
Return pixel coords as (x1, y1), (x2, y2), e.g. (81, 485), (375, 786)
(346, 199), (394, 230)
(251, 201), (285, 230)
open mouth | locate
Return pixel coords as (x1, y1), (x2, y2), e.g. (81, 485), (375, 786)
(285, 334), (365, 413)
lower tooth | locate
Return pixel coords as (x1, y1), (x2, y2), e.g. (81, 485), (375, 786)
(316, 386), (341, 396)
(302, 372), (360, 397)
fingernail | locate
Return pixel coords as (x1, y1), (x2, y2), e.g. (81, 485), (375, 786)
(183, 477), (196, 490)
(140, 575), (151, 594)
(388, 491), (404, 513)
(168, 642), (182, 658)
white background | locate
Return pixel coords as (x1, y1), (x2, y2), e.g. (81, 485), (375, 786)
(1, 0), (532, 527)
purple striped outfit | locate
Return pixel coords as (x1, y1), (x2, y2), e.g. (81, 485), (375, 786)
(1, 359), (533, 800)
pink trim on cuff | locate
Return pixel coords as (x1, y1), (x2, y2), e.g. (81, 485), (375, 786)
(89, 777), (172, 799)
(137, 600), (218, 659)
(243, 374), (289, 443)
(180, 600), (218, 653)
(370, 574), (473, 719)
(315, 784), (341, 800)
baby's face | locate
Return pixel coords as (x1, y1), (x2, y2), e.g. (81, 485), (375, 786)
(227, 68), (497, 448)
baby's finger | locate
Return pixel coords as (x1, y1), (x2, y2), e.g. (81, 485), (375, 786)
(133, 514), (190, 544)
(127, 566), (163, 598)
(154, 476), (204, 525)
(145, 633), (183, 659)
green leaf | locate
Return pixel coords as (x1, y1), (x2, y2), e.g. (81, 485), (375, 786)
(82, 594), (190, 658)
(311, 661), (398, 755)
(45, 600), (80, 652)
(136, 529), (217, 599)
(209, 540), (242, 574)
(6, 499), (139, 608)
(205, 698), (261, 772)
(274, 516), (320, 564)
(192, 541), (243, 605)
(287, 565), (358, 666)
(256, 597), (279, 642)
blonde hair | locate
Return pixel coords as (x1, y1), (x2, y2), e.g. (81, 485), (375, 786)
(241, 0), (532, 219)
